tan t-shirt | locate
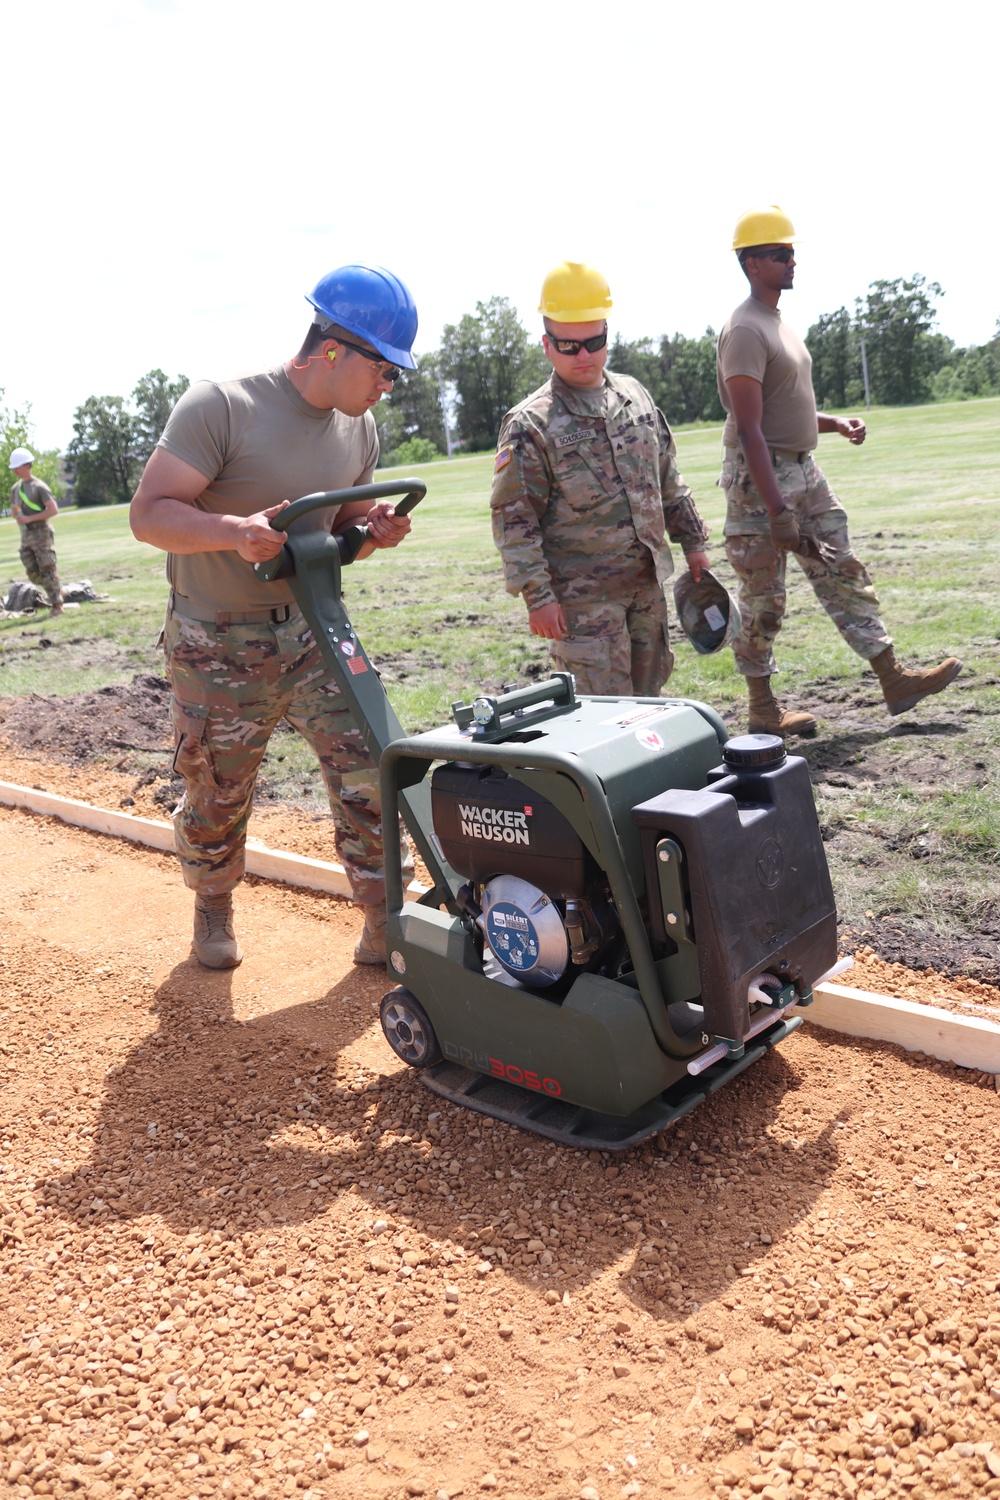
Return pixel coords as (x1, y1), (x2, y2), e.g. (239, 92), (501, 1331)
(10, 477), (54, 524)
(716, 298), (819, 453)
(157, 366), (379, 612)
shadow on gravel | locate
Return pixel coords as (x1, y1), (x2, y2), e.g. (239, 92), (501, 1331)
(44, 967), (844, 1326)
(44, 957), (386, 1237)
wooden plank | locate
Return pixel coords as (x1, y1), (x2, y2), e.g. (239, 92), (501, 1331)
(0, 780), (176, 851)
(0, 778), (439, 902)
(0, 778), (353, 896)
(2, 779), (993, 1072)
(796, 982), (1000, 1074)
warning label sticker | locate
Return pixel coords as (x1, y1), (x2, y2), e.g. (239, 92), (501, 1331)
(600, 705), (667, 729)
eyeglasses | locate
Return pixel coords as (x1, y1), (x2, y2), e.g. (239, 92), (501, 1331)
(334, 337), (402, 383)
(544, 327), (609, 356)
(754, 246), (795, 264)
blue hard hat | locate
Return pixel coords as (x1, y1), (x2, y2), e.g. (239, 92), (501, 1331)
(306, 264), (418, 370)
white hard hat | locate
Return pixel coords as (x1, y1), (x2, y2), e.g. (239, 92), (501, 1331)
(9, 447), (34, 469)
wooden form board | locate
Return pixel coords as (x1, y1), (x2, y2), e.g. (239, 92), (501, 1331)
(2, 778), (997, 1075)
(0, 778), (353, 898)
(796, 982), (1000, 1075)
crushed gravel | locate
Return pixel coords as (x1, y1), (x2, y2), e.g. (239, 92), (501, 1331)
(1, 804), (999, 1500)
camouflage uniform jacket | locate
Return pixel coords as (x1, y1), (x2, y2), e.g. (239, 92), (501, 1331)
(490, 370), (708, 612)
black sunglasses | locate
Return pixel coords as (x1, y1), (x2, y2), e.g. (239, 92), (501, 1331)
(334, 337), (402, 383)
(545, 327), (609, 356)
(754, 246), (795, 264)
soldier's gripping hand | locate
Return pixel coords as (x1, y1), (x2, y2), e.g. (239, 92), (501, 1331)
(528, 602), (567, 641)
(234, 502), (291, 563)
(365, 500), (411, 549)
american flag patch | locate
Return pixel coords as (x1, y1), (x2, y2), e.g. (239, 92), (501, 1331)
(494, 446), (512, 472)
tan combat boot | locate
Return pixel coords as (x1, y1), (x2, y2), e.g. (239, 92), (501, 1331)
(354, 905), (388, 967)
(746, 675), (817, 738)
(870, 648), (963, 716)
(193, 893), (243, 969)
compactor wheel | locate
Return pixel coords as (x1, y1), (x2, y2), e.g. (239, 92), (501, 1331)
(379, 988), (442, 1068)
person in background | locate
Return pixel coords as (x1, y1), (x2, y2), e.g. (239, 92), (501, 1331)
(490, 261), (710, 697)
(717, 205), (962, 736)
(8, 447), (62, 615)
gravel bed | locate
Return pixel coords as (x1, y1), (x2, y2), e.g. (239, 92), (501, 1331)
(1, 808), (999, 1500)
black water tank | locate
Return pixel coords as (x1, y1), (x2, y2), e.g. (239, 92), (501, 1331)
(632, 750), (836, 1042)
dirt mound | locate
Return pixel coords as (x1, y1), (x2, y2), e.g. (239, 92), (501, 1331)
(843, 925), (1000, 989)
(0, 671), (175, 761)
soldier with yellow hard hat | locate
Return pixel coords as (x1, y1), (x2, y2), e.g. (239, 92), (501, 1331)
(716, 207), (962, 735)
(490, 261), (711, 696)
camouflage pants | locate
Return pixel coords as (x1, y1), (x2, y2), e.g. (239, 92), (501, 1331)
(721, 449), (890, 677)
(19, 524), (61, 608)
(164, 605), (406, 906)
(549, 565), (673, 696)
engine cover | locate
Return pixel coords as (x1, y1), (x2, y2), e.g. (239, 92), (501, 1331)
(479, 875), (569, 986)
(431, 764), (592, 897)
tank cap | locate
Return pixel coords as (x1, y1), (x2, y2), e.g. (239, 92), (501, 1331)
(722, 733), (786, 771)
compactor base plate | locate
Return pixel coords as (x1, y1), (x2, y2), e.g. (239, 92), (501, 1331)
(418, 1015), (802, 1151)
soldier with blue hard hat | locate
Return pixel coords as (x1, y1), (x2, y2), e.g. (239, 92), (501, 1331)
(131, 264), (419, 970)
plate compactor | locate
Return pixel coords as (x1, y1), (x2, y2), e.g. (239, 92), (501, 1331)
(257, 481), (838, 1150)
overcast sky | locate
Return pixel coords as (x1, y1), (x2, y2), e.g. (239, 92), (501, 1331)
(6, 0), (999, 451)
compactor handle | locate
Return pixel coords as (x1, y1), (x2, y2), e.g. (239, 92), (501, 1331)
(269, 477), (427, 533)
(254, 478), (426, 583)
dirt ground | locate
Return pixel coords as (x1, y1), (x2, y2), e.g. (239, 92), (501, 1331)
(2, 778), (1000, 1500)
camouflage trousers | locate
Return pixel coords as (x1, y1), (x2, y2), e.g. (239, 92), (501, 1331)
(548, 562), (673, 696)
(19, 523), (61, 608)
(721, 449), (891, 677)
(164, 604), (407, 906)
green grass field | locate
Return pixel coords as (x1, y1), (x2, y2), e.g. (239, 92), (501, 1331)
(2, 398), (998, 974)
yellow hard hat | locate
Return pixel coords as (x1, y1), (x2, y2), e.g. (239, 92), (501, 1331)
(731, 206), (796, 252)
(539, 261), (613, 323)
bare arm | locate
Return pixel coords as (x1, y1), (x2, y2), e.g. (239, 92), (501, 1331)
(130, 447), (289, 563)
(725, 375), (786, 516)
(819, 413), (866, 444)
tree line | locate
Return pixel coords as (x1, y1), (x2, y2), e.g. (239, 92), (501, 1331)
(378, 277), (1000, 464)
(805, 275), (1000, 409)
(18, 278), (995, 505)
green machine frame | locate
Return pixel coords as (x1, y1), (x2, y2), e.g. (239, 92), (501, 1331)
(256, 481), (806, 1150)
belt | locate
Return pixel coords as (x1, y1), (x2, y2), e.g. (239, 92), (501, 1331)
(724, 446), (811, 466)
(168, 590), (297, 627)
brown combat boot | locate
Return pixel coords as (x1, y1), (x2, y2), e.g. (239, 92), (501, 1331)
(746, 675), (817, 738)
(193, 893), (243, 969)
(353, 905), (388, 967)
(870, 648), (963, 716)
